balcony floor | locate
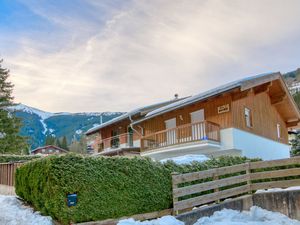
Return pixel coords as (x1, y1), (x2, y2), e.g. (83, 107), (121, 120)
(140, 140), (223, 161)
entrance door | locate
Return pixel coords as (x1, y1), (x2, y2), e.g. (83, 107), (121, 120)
(111, 130), (120, 148)
(165, 118), (177, 145)
(190, 109), (205, 140)
(127, 127), (134, 147)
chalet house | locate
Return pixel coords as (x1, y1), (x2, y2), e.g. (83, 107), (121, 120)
(31, 145), (68, 155)
(86, 72), (300, 160)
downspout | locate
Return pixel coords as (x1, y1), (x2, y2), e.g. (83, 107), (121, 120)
(129, 114), (143, 136)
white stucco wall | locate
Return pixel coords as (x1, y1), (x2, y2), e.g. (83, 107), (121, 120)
(220, 128), (290, 160)
(133, 140), (140, 147)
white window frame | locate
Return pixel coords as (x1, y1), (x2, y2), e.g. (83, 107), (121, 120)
(244, 107), (252, 128)
(277, 123), (281, 139)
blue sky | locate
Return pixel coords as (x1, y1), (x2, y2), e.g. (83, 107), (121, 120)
(1, 0), (300, 112)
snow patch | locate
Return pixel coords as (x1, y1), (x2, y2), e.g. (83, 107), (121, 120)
(255, 186), (300, 194)
(194, 206), (300, 225)
(0, 195), (52, 225)
(9, 104), (54, 120)
(48, 128), (55, 133)
(118, 216), (184, 225)
(40, 119), (48, 135)
(119, 207), (300, 225)
(160, 154), (209, 165)
(75, 129), (83, 135)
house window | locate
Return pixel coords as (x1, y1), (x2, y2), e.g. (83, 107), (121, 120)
(42, 149), (45, 153)
(277, 123), (281, 139)
(49, 149), (53, 153)
(244, 107), (252, 128)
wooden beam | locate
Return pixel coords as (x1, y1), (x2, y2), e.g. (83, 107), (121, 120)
(253, 82), (272, 95)
(231, 89), (251, 101)
(286, 120), (300, 127)
(270, 93), (286, 105)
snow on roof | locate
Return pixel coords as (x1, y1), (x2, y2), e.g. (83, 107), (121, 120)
(133, 72), (278, 123)
(85, 98), (186, 135)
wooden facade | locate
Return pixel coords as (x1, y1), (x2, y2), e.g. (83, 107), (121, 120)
(90, 118), (141, 152)
(87, 74), (300, 157)
(137, 78), (298, 148)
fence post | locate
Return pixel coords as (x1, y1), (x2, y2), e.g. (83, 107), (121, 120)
(171, 172), (179, 216)
(246, 161), (252, 194)
(213, 173), (220, 203)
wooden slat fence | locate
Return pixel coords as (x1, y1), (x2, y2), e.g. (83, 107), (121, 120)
(0, 162), (23, 186)
(172, 157), (300, 214)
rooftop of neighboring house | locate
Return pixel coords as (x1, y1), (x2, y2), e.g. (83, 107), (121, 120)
(85, 96), (188, 135)
(31, 145), (68, 154)
(132, 72), (300, 126)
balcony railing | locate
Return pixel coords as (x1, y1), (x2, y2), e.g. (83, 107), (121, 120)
(140, 121), (220, 152)
(98, 133), (134, 151)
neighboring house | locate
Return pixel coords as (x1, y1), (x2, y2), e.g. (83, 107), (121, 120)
(85, 97), (185, 155)
(288, 129), (298, 145)
(31, 145), (68, 155)
(86, 72), (300, 160)
(288, 82), (300, 95)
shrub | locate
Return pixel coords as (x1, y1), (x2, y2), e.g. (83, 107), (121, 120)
(0, 154), (40, 163)
(15, 154), (172, 224)
(15, 155), (258, 224)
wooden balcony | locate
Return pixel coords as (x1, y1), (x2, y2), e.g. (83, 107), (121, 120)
(140, 121), (220, 152)
(98, 133), (134, 151)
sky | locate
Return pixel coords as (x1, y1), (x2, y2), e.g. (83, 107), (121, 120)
(1, 0), (300, 113)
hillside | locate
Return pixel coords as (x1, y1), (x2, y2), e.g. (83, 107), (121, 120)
(283, 68), (300, 85)
(8, 104), (124, 149)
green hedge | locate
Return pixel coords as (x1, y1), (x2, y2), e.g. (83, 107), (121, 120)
(15, 155), (172, 224)
(0, 154), (40, 163)
(15, 155), (257, 224)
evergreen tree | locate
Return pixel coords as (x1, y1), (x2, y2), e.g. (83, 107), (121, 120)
(61, 136), (68, 150)
(69, 136), (87, 154)
(293, 92), (300, 110)
(291, 133), (300, 156)
(0, 60), (28, 154)
(55, 138), (61, 148)
(45, 135), (56, 145)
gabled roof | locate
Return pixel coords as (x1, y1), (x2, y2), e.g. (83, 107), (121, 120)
(132, 72), (300, 125)
(31, 145), (68, 153)
(85, 97), (187, 135)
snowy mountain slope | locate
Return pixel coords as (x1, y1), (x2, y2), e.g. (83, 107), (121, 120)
(8, 104), (124, 149)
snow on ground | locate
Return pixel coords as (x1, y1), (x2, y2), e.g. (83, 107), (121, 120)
(160, 154), (209, 165)
(194, 206), (300, 225)
(0, 195), (52, 225)
(256, 186), (300, 193)
(118, 216), (184, 225)
(118, 207), (300, 225)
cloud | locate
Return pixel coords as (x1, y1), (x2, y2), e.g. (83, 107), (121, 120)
(2, 0), (300, 112)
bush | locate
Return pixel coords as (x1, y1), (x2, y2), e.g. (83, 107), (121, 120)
(15, 155), (257, 224)
(15, 154), (172, 224)
(0, 154), (40, 163)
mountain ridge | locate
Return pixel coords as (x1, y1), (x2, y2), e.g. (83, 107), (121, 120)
(8, 104), (124, 150)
